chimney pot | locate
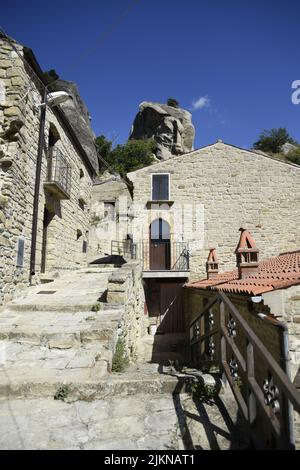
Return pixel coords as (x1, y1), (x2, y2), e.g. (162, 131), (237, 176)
(235, 228), (259, 279)
(206, 248), (219, 279)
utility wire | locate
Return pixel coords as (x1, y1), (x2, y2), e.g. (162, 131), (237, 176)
(1, 0), (140, 191)
(47, 0), (141, 88)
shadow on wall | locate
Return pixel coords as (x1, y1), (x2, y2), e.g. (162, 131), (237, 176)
(89, 255), (126, 266)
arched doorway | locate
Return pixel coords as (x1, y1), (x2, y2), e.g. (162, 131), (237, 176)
(149, 218), (170, 270)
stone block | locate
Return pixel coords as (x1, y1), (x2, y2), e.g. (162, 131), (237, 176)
(6, 67), (22, 78)
(4, 106), (20, 117)
(11, 76), (24, 86)
(107, 291), (126, 304)
(0, 60), (10, 68)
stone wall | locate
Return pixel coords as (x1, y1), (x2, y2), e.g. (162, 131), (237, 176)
(0, 36), (95, 304)
(262, 285), (300, 384)
(127, 141), (300, 280)
(89, 174), (132, 261)
(106, 260), (147, 360)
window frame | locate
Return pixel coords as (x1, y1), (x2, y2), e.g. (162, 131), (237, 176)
(151, 173), (170, 201)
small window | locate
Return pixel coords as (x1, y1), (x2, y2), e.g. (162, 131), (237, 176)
(80, 169), (84, 179)
(152, 174), (169, 200)
(79, 199), (85, 211)
(76, 229), (83, 240)
(104, 202), (115, 221)
(16, 237), (25, 267)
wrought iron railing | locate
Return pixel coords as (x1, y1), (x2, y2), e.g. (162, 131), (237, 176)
(111, 240), (133, 257)
(137, 241), (189, 271)
(189, 292), (300, 449)
(46, 148), (71, 197)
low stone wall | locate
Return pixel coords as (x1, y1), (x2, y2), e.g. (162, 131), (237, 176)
(106, 260), (147, 360)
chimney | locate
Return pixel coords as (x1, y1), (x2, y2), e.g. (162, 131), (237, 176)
(206, 248), (219, 279)
(235, 228), (259, 279)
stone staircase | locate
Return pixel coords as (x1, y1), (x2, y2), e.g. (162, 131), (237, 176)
(0, 266), (123, 400)
(137, 333), (188, 365)
(0, 264), (249, 450)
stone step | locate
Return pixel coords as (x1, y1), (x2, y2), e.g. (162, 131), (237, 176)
(0, 340), (114, 400)
(137, 334), (188, 364)
(0, 363), (180, 401)
(0, 309), (123, 347)
(5, 301), (110, 313)
(143, 352), (187, 365)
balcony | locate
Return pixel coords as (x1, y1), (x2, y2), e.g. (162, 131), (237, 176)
(44, 148), (71, 200)
(135, 241), (190, 278)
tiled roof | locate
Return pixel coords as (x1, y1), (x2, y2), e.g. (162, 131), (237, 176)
(186, 251), (300, 296)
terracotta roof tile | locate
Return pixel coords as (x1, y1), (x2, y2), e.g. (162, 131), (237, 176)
(186, 251), (300, 296)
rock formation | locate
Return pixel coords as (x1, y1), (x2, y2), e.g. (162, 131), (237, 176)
(47, 77), (98, 173)
(129, 101), (195, 160)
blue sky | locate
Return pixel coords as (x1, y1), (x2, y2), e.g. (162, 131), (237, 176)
(1, 0), (300, 149)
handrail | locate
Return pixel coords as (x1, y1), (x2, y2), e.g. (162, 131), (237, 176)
(189, 290), (300, 449)
(190, 295), (219, 329)
(219, 291), (300, 414)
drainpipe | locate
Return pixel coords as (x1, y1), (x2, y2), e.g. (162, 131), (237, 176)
(279, 321), (295, 449)
(29, 88), (47, 283)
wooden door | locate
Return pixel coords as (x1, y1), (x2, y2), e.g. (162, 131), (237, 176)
(150, 241), (170, 270)
(149, 218), (170, 270)
(159, 282), (184, 333)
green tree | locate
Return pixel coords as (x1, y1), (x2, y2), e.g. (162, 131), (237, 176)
(286, 146), (300, 166)
(167, 97), (179, 108)
(253, 128), (298, 154)
(95, 136), (156, 175)
(95, 135), (114, 172)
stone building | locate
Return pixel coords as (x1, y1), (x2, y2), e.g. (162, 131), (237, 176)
(127, 140), (300, 333)
(0, 33), (98, 304)
(185, 229), (300, 449)
(89, 172), (132, 262)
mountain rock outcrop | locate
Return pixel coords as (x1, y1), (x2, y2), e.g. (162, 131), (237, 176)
(129, 101), (195, 160)
(47, 77), (98, 173)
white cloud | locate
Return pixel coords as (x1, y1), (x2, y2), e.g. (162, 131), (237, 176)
(191, 96), (210, 111)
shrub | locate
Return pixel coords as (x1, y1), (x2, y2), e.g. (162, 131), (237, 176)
(91, 303), (101, 312)
(112, 338), (129, 372)
(253, 128), (297, 154)
(167, 97), (179, 108)
(187, 380), (218, 401)
(54, 385), (70, 401)
(286, 146), (300, 165)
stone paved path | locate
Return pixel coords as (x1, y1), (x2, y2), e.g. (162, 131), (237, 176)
(0, 360), (249, 450)
(0, 368), (249, 450)
(0, 266), (249, 450)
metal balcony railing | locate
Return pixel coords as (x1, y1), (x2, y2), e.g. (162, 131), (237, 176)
(189, 292), (300, 449)
(137, 241), (189, 271)
(44, 148), (71, 199)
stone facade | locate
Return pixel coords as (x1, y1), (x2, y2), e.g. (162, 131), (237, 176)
(89, 172), (132, 261)
(127, 141), (300, 279)
(0, 35), (97, 304)
(106, 260), (148, 360)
